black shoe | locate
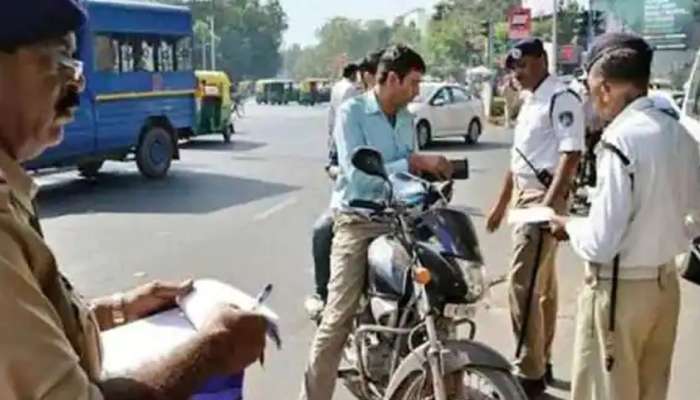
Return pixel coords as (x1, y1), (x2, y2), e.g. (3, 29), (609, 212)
(545, 363), (554, 385)
(517, 376), (546, 399)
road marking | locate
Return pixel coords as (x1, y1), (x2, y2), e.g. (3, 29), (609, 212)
(254, 196), (298, 221)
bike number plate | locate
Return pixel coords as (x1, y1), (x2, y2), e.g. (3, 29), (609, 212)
(443, 303), (476, 319)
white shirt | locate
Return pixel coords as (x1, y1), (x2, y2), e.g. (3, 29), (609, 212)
(566, 97), (700, 269)
(511, 75), (585, 189)
(328, 78), (361, 134)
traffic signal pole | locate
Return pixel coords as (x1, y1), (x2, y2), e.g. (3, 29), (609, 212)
(550, 0), (558, 74)
(587, 0), (594, 49)
(488, 21), (494, 67)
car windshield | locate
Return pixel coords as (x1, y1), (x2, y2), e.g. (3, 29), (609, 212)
(414, 83), (441, 103)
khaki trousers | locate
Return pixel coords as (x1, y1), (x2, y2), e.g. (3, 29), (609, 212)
(509, 189), (561, 379)
(299, 213), (389, 400)
(571, 262), (680, 400)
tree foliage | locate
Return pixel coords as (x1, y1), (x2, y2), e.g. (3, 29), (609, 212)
(168, 0), (288, 81)
(282, 17), (426, 80)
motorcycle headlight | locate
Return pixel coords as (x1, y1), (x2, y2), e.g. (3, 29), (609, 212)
(456, 259), (488, 303)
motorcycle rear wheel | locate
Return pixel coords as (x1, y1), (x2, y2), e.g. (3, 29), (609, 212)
(389, 367), (526, 400)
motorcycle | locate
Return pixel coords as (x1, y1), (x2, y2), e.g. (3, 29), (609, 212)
(338, 147), (526, 400)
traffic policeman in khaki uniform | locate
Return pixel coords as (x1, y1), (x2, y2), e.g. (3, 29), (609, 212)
(486, 38), (584, 397)
(551, 33), (700, 400)
(0, 1), (268, 398)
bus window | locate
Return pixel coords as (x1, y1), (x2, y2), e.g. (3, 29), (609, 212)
(176, 37), (193, 71)
(119, 39), (135, 72)
(135, 39), (155, 72)
(158, 40), (176, 72)
(95, 35), (119, 72)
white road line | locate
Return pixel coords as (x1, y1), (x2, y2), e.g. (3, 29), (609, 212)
(253, 196), (298, 221)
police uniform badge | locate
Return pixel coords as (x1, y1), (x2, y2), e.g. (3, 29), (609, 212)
(558, 111), (574, 128)
(509, 48), (522, 61)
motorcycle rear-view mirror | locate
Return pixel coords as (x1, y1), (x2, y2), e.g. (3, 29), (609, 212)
(451, 158), (469, 180)
(352, 147), (388, 180)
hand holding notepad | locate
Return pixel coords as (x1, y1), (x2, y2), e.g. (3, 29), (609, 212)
(101, 279), (281, 400)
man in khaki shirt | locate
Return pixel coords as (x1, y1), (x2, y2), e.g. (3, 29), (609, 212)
(0, 1), (268, 399)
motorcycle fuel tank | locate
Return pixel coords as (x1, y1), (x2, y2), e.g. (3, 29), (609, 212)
(367, 235), (413, 301)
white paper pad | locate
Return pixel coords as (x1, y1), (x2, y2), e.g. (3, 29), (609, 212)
(101, 279), (281, 377)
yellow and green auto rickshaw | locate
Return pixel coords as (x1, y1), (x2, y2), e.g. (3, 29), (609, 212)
(255, 79), (294, 105)
(193, 70), (234, 143)
(298, 78), (330, 106)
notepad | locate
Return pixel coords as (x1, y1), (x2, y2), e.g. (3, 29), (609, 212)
(101, 279), (280, 400)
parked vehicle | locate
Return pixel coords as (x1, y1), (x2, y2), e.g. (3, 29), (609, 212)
(255, 79), (294, 105)
(338, 147), (526, 400)
(25, 0), (195, 179)
(299, 78), (330, 106)
(409, 83), (484, 149)
(188, 70), (234, 143)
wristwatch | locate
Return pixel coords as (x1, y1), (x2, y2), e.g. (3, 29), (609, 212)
(111, 293), (127, 326)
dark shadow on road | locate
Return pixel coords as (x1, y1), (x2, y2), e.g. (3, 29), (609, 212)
(179, 138), (266, 153)
(37, 169), (299, 219)
(427, 140), (511, 153)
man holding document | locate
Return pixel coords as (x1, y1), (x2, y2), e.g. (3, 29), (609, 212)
(0, 1), (268, 399)
(550, 33), (700, 400)
(485, 38), (584, 397)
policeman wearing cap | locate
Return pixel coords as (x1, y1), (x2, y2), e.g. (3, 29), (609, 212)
(549, 33), (700, 400)
(0, 1), (268, 398)
(486, 37), (584, 397)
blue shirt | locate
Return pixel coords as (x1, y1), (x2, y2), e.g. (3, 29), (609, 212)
(331, 91), (415, 210)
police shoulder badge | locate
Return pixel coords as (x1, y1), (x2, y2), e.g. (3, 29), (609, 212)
(558, 111), (574, 128)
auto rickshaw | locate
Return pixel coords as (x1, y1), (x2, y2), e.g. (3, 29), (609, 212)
(298, 78), (330, 106)
(255, 79), (294, 105)
(193, 70), (234, 143)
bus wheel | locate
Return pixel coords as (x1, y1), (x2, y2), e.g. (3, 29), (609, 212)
(77, 160), (104, 178)
(137, 126), (174, 179)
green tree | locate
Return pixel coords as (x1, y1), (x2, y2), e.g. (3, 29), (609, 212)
(424, 0), (520, 74)
(171, 0), (288, 81)
(283, 17), (400, 80)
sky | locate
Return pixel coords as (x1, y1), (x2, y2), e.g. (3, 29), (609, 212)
(279, 0), (585, 48)
(279, 0), (440, 47)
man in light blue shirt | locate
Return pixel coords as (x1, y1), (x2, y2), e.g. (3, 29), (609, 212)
(299, 44), (453, 400)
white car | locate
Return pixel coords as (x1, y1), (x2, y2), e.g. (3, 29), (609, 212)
(408, 82), (484, 149)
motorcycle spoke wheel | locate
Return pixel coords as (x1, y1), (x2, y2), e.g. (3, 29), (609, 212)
(396, 368), (525, 400)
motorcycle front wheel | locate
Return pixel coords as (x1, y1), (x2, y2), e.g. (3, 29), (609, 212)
(389, 367), (526, 400)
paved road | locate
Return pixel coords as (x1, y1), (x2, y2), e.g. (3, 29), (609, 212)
(38, 102), (700, 399)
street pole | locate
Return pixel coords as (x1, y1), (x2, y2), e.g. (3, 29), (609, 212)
(487, 21), (493, 67)
(201, 38), (207, 69)
(587, 0), (594, 49)
(209, 15), (216, 70)
(550, 0), (558, 75)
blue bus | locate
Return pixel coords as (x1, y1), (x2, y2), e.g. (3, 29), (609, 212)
(25, 0), (195, 179)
